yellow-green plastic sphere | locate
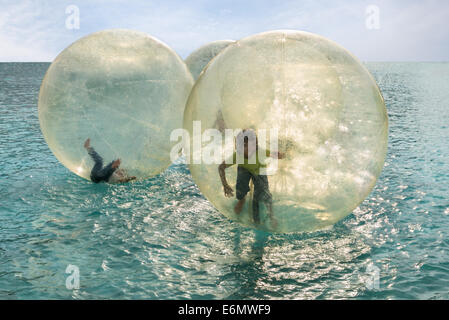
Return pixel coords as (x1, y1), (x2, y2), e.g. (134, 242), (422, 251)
(184, 30), (388, 233)
(38, 29), (193, 180)
(185, 40), (235, 80)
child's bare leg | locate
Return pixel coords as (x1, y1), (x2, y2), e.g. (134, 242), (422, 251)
(234, 197), (246, 214)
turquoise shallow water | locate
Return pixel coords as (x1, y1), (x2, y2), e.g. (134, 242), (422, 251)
(0, 62), (448, 299)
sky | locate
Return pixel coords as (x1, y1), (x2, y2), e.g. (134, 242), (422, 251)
(0, 0), (448, 62)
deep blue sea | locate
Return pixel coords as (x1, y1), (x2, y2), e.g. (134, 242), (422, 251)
(0, 62), (448, 299)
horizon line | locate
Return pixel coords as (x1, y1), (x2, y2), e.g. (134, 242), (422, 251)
(1, 60), (449, 63)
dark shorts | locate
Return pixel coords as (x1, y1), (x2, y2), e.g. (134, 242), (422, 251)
(236, 166), (272, 223)
(87, 147), (116, 183)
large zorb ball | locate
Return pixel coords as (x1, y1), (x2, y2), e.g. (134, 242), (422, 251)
(185, 40), (235, 80)
(183, 30), (388, 233)
(38, 29), (193, 180)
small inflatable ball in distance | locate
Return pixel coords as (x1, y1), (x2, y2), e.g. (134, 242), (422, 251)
(185, 40), (235, 80)
(38, 29), (194, 181)
(184, 30), (388, 233)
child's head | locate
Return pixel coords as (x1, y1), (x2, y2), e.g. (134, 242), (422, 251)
(236, 129), (257, 157)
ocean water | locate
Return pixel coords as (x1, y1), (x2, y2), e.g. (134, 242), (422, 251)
(0, 62), (448, 299)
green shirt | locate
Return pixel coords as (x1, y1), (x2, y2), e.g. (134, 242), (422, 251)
(230, 149), (271, 176)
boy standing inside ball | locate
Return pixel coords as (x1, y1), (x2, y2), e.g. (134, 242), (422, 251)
(218, 129), (284, 228)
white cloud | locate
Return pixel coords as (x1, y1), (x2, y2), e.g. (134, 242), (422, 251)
(0, 1), (65, 61)
(0, 0), (447, 61)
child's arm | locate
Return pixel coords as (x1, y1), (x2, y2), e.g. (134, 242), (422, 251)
(218, 161), (234, 197)
(117, 176), (137, 183)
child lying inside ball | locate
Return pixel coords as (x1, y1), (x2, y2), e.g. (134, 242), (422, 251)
(84, 138), (136, 183)
(218, 129), (284, 227)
